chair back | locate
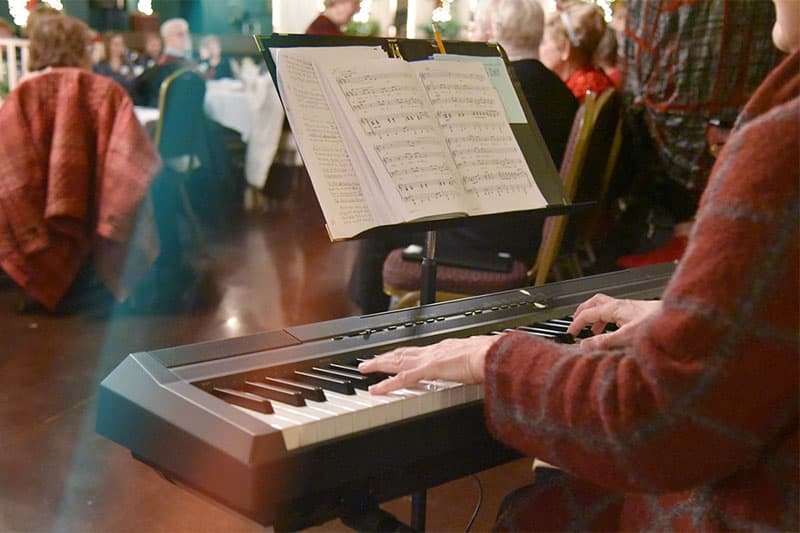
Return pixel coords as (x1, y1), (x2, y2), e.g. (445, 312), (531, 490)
(0, 38), (30, 97)
(155, 68), (207, 159)
(531, 89), (622, 286)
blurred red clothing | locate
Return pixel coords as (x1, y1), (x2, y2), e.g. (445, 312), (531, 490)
(0, 68), (161, 309)
(566, 66), (614, 101)
(305, 14), (342, 36)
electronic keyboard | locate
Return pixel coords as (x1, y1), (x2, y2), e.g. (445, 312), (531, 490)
(96, 263), (674, 531)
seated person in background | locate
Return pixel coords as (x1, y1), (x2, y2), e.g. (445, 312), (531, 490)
(198, 35), (233, 80)
(347, 0), (577, 315)
(132, 17), (195, 107)
(358, 2), (799, 530)
(492, 0), (578, 168)
(133, 31), (162, 71)
(593, 26), (621, 89)
(539, 0), (612, 101)
(613, 0), (779, 269)
(305, 0), (362, 35)
(93, 32), (136, 92)
(22, 4), (60, 36)
(22, 13), (93, 75)
(0, 14), (160, 311)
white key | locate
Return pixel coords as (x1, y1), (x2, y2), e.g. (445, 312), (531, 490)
(227, 375), (482, 451)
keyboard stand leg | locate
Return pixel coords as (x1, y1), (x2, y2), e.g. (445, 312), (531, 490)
(340, 497), (415, 532)
(411, 491), (426, 531)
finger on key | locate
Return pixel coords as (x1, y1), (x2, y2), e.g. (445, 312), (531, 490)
(368, 366), (427, 395)
(359, 346), (420, 374)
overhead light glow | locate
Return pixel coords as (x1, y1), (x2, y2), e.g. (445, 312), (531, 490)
(9, 0), (64, 27)
(352, 0), (372, 24)
(137, 0), (153, 16)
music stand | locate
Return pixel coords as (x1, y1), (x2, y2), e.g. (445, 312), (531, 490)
(256, 32), (582, 531)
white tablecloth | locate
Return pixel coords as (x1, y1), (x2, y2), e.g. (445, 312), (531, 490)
(135, 77), (286, 189)
(205, 77), (286, 188)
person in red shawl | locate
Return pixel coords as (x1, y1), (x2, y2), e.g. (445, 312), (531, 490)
(305, 0), (362, 36)
(358, 1), (799, 529)
(539, 0), (612, 102)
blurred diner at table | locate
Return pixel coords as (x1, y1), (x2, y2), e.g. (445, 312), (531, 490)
(133, 31), (163, 71)
(305, 0), (363, 35)
(198, 34), (234, 80)
(92, 32), (137, 92)
(132, 17), (195, 108)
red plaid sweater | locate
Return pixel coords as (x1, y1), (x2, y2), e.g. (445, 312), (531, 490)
(485, 50), (799, 531)
(0, 68), (161, 310)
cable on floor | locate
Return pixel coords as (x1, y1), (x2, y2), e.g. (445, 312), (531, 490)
(464, 474), (483, 533)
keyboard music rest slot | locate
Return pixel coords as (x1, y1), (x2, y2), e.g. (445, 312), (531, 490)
(243, 381), (306, 407)
(263, 377), (326, 402)
(310, 367), (371, 390)
(295, 371), (356, 395)
(212, 387), (274, 413)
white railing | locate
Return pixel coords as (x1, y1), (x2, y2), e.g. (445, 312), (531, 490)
(0, 38), (31, 95)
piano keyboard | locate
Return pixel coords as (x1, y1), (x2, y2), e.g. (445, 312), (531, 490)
(209, 316), (591, 450)
(96, 263), (674, 530)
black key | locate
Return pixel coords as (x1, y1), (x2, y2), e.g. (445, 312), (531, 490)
(294, 371), (355, 395)
(536, 321), (570, 332)
(243, 381), (306, 407)
(311, 366), (371, 390)
(263, 377), (326, 402)
(329, 363), (391, 385)
(518, 326), (574, 344)
(528, 323), (567, 334)
(212, 387), (273, 414)
(518, 326), (557, 338)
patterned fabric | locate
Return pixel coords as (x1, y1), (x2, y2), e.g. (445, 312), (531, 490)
(565, 66), (613, 102)
(484, 49), (800, 531)
(382, 248), (528, 294)
(0, 68), (161, 310)
(622, 0), (779, 192)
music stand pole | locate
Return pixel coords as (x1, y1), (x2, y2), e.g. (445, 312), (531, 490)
(411, 229), (437, 531)
(419, 230), (437, 305)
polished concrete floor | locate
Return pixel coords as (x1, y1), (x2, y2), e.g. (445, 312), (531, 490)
(0, 180), (534, 533)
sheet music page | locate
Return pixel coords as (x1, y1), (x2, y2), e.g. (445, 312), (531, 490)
(274, 46), (389, 240)
(315, 58), (472, 222)
(411, 60), (547, 215)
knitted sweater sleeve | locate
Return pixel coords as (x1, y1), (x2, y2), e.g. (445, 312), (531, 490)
(483, 98), (799, 493)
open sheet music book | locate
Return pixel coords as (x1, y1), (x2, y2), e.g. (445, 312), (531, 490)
(273, 46), (547, 241)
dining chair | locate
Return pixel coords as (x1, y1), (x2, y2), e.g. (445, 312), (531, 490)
(0, 67), (160, 311)
(531, 88), (622, 285)
(381, 89), (620, 308)
(152, 68), (209, 256)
